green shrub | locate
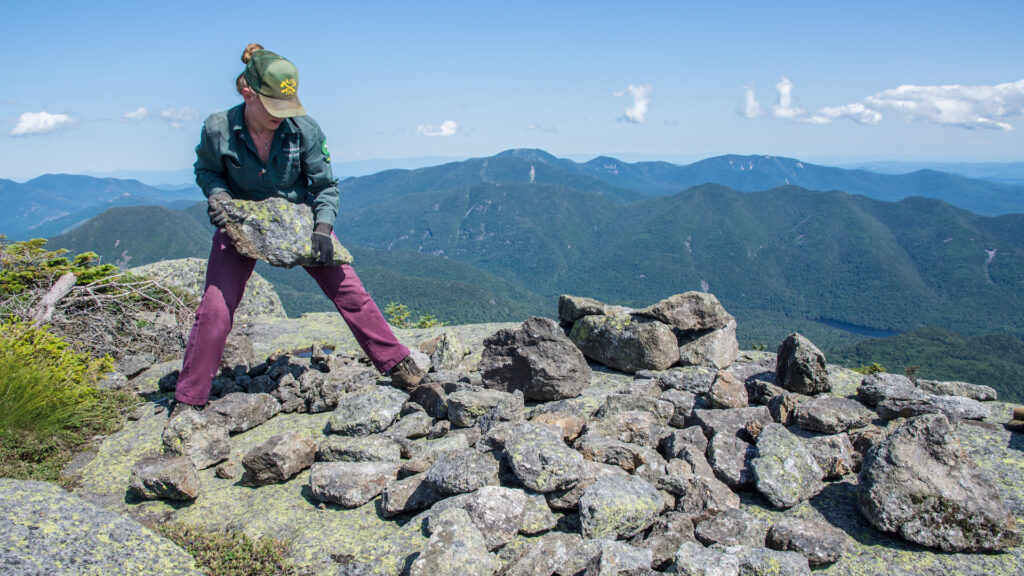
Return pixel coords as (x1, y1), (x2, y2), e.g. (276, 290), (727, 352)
(158, 522), (293, 576)
(0, 319), (131, 482)
(384, 302), (445, 328)
(0, 236), (117, 295)
(852, 362), (887, 375)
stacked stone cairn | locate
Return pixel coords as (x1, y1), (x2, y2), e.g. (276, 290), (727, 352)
(127, 292), (1020, 574)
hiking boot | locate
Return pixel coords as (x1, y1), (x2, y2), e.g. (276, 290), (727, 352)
(166, 400), (203, 427)
(389, 353), (427, 390)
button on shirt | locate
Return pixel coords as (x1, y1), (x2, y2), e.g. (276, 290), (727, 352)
(193, 103), (339, 225)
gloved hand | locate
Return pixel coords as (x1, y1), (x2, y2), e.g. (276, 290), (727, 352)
(311, 222), (334, 265)
(207, 191), (232, 228)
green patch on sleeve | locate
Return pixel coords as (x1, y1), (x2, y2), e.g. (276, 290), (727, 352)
(321, 139), (330, 163)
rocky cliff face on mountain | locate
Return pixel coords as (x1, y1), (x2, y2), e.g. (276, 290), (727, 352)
(2, 288), (1022, 576)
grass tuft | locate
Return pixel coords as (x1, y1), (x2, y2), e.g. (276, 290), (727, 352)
(158, 522), (295, 576)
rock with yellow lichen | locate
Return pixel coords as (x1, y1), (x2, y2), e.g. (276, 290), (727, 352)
(31, 306), (1020, 576)
(220, 197), (353, 267)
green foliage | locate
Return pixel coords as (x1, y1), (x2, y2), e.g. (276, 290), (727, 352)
(383, 302), (411, 327)
(0, 235), (118, 295)
(158, 523), (293, 576)
(852, 362), (887, 375)
(383, 301), (445, 328)
(0, 319), (131, 482)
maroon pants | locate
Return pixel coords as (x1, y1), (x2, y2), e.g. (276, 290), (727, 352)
(174, 230), (410, 406)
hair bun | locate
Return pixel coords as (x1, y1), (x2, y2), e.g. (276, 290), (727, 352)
(241, 43), (265, 64)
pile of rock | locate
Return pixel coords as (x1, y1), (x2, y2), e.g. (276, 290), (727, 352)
(562, 292), (739, 373)
(123, 293), (1020, 575)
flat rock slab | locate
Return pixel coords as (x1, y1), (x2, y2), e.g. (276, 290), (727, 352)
(221, 197), (353, 268)
(1, 479), (203, 576)
(309, 462), (401, 508)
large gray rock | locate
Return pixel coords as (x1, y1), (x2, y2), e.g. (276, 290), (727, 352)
(424, 449), (500, 496)
(325, 386), (409, 436)
(857, 413), (1022, 552)
(129, 258), (285, 320)
(736, 546), (811, 576)
(574, 434), (666, 477)
(480, 317), (592, 401)
(558, 294), (629, 324)
(498, 532), (581, 576)
(240, 432), (317, 486)
(410, 508), (496, 576)
(380, 472), (440, 517)
(503, 423), (584, 492)
(751, 424), (824, 509)
(316, 434), (402, 463)
(127, 453), (199, 501)
(429, 486), (547, 550)
(857, 372), (919, 406)
(708, 369), (747, 409)
(634, 292), (731, 332)
(634, 512), (696, 571)
(805, 433), (858, 479)
(775, 333), (829, 394)
(677, 319), (740, 370)
(579, 474), (664, 540)
(875, 393), (991, 422)
(161, 410), (231, 470)
(766, 516), (848, 566)
(584, 409), (666, 449)
(673, 541), (739, 576)
(694, 508), (769, 547)
(561, 540), (653, 576)
(545, 459), (628, 511)
(692, 406), (773, 442)
(0, 479), (203, 576)
(708, 433), (756, 489)
(794, 396), (874, 434)
(206, 392), (280, 434)
(916, 379), (997, 401)
(308, 461), (400, 508)
(220, 197), (353, 268)
(570, 313), (680, 373)
(448, 388), (515, 428)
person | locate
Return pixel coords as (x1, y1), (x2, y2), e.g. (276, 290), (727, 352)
(169, 43), (425, 421)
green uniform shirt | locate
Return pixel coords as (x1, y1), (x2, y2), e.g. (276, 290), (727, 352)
(193, 103), (339, 225)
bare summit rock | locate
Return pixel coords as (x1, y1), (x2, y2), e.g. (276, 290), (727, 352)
(857, 413), (1021, 552)
(220, 197), (353, 268)
(480, 317), (592, 401)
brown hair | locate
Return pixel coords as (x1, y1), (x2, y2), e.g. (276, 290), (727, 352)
(235, 43), (265, 95)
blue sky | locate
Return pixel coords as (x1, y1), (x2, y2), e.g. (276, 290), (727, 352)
(2, 1), (1023, 181)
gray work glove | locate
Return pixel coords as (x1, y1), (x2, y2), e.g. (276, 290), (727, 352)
(207, 191), (232, 228)
(311, 222), (334, 265)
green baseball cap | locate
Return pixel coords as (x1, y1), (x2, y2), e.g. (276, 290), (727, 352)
(243, 49), (306, 118)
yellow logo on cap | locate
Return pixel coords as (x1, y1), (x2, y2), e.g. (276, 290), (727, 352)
(280, 79), (297, 96)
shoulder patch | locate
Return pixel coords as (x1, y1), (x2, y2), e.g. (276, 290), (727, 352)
(321, 139), (331, 163)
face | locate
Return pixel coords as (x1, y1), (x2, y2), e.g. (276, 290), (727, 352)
(241, 87), (283, 132)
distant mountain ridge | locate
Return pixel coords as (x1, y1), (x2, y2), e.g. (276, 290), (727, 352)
(338, 149), (1024, 216)
(0, 174), (202, 240)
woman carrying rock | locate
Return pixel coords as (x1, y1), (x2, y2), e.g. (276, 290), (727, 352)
(170, 43), (425, 421)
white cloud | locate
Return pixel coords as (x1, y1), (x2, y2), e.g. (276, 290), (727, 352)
(614, 83), (652, 123)
(527, 123), (558, 133)
(740, 85), (762, 119)
(159, 106), (199, 129)
(860, 80), (1024, 130)
(751, 77), (1024, 131)
(10, 111), (75, 136)
(772, 77), (804, 119)
(808, 102), (882, 125)
(123, 107), (149, 121)
(416, 120), (459, 136)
